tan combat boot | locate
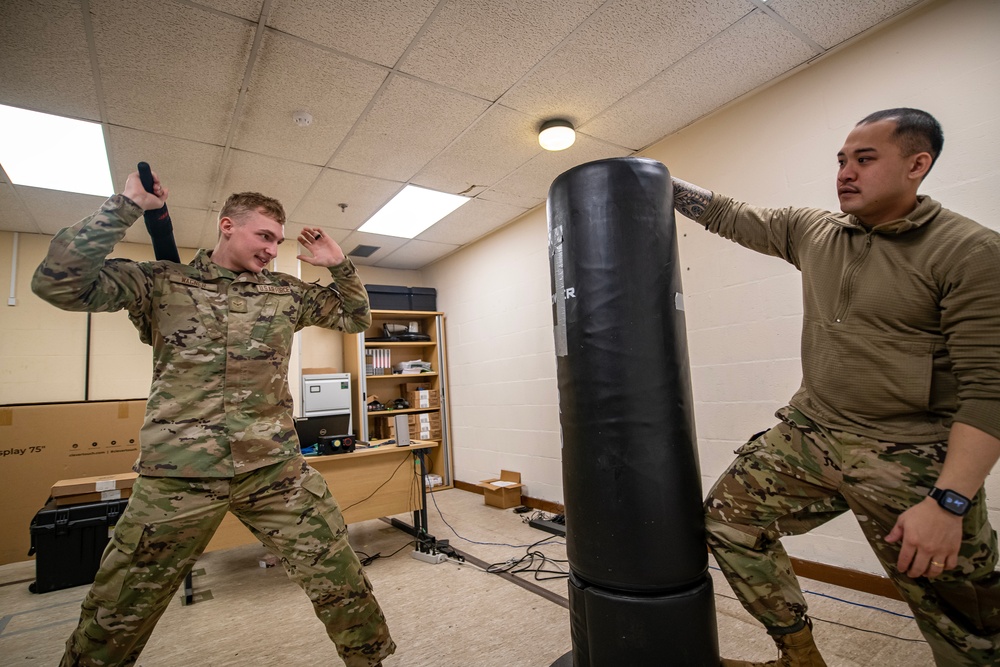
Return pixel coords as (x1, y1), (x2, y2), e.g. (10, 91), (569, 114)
(720, 618), (827, 667)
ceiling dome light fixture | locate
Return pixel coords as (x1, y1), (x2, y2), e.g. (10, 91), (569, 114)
(538, 119), (576, 151)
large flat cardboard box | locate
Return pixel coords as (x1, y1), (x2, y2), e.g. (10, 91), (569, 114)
(478, 470), (523, 509)
(0, 400), (145, 566)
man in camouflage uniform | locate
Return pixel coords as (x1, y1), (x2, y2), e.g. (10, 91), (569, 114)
(32, 170), (394, 667)
(671, 108), (1000, 666)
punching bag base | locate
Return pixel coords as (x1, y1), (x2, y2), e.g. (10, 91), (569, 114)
(551, 651), (573, 667)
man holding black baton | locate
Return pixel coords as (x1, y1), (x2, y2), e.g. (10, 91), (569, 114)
(32, 170), (394, 667)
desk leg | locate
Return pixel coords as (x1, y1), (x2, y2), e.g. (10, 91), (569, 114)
(181, 571), (194, 606)
(413, 448), (429, 537)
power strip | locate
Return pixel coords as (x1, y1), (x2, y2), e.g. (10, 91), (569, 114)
(411, 549), (447, 565)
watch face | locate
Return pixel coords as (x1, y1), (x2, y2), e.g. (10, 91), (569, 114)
(941, 490), (970, 515)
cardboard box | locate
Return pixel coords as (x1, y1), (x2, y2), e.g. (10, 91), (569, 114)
(54, 488), (133, 507)
(403, 382), (432, 393)
(50, 472), (138, 498)
(378, 418), (441, 442)
(406, 389), (439, 409)
(478, 470), (523, 509)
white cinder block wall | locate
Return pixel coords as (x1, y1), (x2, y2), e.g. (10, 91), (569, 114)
(426, 0), (1000, 574)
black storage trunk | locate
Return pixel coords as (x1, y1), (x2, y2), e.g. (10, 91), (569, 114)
(365, 284), (410, 310)
(365, 285), (437, 311)
(409, 287), (437, 311)
(28, 499), (130, 594)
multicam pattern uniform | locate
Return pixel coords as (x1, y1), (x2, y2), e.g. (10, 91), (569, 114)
(696, 194), (1000, 666)
(32, 195), (394, 667)
(705, 407), (1000, 666)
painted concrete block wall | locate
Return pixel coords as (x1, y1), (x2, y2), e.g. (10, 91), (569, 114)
(424, 210), (563, 500)
(426, 0), (1000, 574)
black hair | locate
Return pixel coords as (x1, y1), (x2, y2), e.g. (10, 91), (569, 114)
(857, 108), (944, 175)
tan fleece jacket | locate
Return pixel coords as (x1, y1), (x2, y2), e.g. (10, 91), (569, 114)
(700, 194), (1000, 444)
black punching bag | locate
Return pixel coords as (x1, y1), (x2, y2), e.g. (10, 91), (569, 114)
(548, 157), (718, 666)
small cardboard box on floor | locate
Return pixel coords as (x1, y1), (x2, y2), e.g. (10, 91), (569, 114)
(478, 470), (523, 509)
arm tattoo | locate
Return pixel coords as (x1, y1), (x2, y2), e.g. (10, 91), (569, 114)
(671, 177), (713, 221)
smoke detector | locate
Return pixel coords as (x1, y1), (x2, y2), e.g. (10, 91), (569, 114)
(292, 111), (313, 127)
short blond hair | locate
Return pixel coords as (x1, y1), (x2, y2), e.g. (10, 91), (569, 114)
(220, 192), (285, 225)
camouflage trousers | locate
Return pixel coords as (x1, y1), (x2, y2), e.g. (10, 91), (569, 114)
(705, 406), (1000, 667)
(60, 456), (395, 667)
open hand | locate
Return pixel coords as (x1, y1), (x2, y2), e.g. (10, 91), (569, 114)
(297, 227), (346, 267)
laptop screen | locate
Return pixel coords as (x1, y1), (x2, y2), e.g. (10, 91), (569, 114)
(294, 414), (352, 447)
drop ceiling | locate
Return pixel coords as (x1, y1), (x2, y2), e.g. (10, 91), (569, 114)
(0, 0), (927, 269)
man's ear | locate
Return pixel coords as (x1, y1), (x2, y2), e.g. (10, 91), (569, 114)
(910, 152), (933, 182)
(218, 216), (235, 237)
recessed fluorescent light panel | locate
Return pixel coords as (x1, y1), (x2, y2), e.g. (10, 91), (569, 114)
(0, 104), (113, 197)
(358, 185), (469, 239)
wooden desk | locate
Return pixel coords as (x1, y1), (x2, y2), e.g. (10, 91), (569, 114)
(204, 441), (438, 552)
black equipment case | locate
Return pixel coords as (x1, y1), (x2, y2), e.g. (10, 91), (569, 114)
(28, 498), (129, 593)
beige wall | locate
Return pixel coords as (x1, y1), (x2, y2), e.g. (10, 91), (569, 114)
(425, 0), (1000, 574)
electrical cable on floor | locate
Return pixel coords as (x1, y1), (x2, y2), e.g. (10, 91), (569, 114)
(485, 534), (569, 582)
(712, 590), (926, 644)
(428, 492), (923, 644)
(354, 540), (413, 567)
(428, 490), (565, 549)
(707, 564), (915, 620)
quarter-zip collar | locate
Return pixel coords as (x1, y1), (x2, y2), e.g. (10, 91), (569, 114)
(823, 195), (942, 235)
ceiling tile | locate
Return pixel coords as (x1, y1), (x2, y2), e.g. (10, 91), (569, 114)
(331, 75), (491, 182)
(499, 0), (752, 122)
(487, 133), (632, 203)
(92, 0), (254, 144)
(766, 0), (924, 50)
(0, 183), (39, 233)
(107, 127), (224, 210)
(377, 239), (460, 270)
(0, 0), (100, 120)
(411, 105), (544, 194)
(19, 188), (109, 236)
(220, 150), (323, 214)
(399, 0), (604, 100)
(291, 169), (402, 231)
(122, 205), (211, 250)
(231, 30), (388, 165)
(585, 10), (816, 149)
(476, 189), (546, 210)
(192, 0), (264, 21)
(417, 198), (528, 245)
(284, 222), (351, 247)
(334, 230), (409, 266)
(267, 0), (437, 67)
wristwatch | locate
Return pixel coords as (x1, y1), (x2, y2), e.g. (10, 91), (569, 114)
(927, 486), (972, 516)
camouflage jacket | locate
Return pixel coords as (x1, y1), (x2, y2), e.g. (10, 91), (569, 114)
(31, 195), (372, 477)
(700, 194), (1000, 444)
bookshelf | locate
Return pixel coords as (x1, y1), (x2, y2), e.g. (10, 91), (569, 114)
(343, 310), (453, 490)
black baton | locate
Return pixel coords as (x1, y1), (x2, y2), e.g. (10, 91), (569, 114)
(137, 161), (180, 263)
